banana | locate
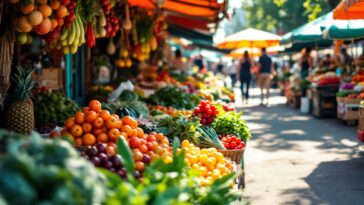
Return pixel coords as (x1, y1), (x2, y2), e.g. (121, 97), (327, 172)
(78, 16), (85, 44)
(70, 44), (78, 54)
(60, 27), (70, 41)
(72, 16), (80, 47)
(67, 21), (76, 46)
(61, 40), (68, 46)
(63, 46), (70, 54)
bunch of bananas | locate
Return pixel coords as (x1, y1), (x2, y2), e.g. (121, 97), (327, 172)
(56, 14), (85, 54)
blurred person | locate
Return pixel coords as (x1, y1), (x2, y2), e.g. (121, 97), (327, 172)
(258, 48), (274, 105)
(171, 49), (186, 73)
(216, 59), (224, 73)
(340, 47), (353, 67)
(299, 47), (313, 78)
(320, 54), (335, 70)
(224, 60), (238, 88)
(238, 51), (253, 103)
(194, 54), (205, 71)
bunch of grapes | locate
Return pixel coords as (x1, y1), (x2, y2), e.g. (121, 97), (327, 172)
(193, 100), (219, 125)
(82, 143), (130, 179)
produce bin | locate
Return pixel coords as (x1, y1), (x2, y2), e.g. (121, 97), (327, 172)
(337, 98), (361, 122)
(311, 85), (339, 118)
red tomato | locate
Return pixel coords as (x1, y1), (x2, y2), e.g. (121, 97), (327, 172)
(226, 137), (232, 143)
(236, 138), (242, 144)
(230, 141), (237, 149)
(129, 137), (141, 148)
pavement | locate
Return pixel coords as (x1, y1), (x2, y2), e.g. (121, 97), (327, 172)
(234, 87), (364, 205)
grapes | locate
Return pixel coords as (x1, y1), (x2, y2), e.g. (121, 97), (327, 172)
(142, 154), (151, 164)
(193, 100), (219, 126)
(82, 143), (127, 179)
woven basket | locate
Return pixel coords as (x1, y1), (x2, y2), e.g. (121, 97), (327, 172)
(218, 148), (246, 163)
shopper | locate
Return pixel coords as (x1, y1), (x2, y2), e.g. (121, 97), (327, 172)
(340, 47), (353, 67)
(238, 51), (253, 103)
(171, 49), (185, 73)
(299, 47), (313, 78)
(258, 48), (273, 105)
(320, 54), (335, 70)
(216, 59), (224, 73)
(224, 60), (238, 88)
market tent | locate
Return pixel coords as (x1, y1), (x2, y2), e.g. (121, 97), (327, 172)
(323, 19), (364, 39)
(216, 28), (281, 49)
(281, 12), (333, 44)
(333, 0), (364, 20)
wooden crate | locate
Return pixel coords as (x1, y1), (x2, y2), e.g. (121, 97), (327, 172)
(311, 85), (339, 118)
(337, 98), (360, 121)
(358, 106), (364, 130)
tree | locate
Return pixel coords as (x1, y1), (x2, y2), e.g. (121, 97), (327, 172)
(241, 0), (332, 34)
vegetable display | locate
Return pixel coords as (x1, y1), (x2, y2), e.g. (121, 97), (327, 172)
(33, 91), (79, 126)
(147, 86), (201, 110)
(0, 130), (106, 205)
(212, 111), (251, 142)
(193, 100), (219, 125)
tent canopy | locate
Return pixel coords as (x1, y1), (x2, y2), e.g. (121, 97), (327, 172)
(216, 28), (281, 49)
(333, 0), (364, 20)
(323, 19), (364, 40)
(281, 12), (333, 44)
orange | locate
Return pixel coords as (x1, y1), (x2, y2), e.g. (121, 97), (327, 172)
(93, 128), (103, 136)
(82, 122), (93, 133)
(86, 111), (98, 123)
(108, 128), (120, 141)
(106, 116), (118, 129)
(82, 107), (90, 114)
(136, 128), (144, 138)
(21, 2), (35, 15)
(106, 146), (116, 156)
(83, 133), (96, 146)
(120, 132), (128, 139)
(97, 133), (109, 143)
(50, 18), (57, 29)
(71, 124), (83, 137)
(56, 5), (68, 18)
(93, 117), (104, 128)
(122, 116), (138, 128)
(89, 100), (102, 113)
(50, 0), (60, 10)
(139, 144), (148, 153)
(99, 110), (111, 121)
(64, 117), (75, 129)
(130, 129), (138, 138)
(121, 125), (133, 136)
(115, 120), (122, 129)
(38, 5), (52, 18)
(156, 133), (164, 141)
(111, 114), (119, 120)
(75, 138), (83, 146)
(75, 111), (85, 124)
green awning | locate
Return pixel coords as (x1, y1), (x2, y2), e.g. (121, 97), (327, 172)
(323, 19), (364, 40)
(281, 12), (333, 44)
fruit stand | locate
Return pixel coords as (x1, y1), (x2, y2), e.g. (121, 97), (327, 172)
(0, 0), (253, 204)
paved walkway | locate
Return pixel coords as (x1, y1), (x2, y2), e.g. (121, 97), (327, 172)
(235, 88), (364, 205)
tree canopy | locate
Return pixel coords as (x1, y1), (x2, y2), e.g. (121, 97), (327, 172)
(241, 0), (335, 34)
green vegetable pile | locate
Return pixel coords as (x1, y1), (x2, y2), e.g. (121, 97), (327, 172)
(147, 86), (201, 110)
(103, 90), (149, 117)
(336, 90), (359, 97)
(212, 110), (251, 142)
(0, 130), (106, 205)
(33, 92), (79, 125)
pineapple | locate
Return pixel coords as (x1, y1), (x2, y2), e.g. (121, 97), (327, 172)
(6, 67), (35, 134)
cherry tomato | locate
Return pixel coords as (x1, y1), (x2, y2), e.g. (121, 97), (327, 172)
(226, 137), (232, 143)
(129, 137), (141, 148)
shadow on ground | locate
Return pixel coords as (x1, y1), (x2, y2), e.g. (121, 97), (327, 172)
(279, 157), (364, 205)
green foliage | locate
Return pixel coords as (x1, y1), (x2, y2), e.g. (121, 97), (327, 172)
(10, 66), (35, 101)
(211, 110), (251, 142)
(156, 115), (200, 144)
(33, 92), (79, 125)
(242, 0), (330, 33)
(147, 86), (201, 110)
(119, 90), (140, 102)
(0, 130), (107, 205)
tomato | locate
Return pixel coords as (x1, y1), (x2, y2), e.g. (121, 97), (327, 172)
(226, 137), (231, 143)
(139, 144), (149, 153)
(147, 135), (156, 142)
(133, 150), (143, 161)
(230, 141), (237, 149)
(135, 161), (145, 171)
(129, 137), (141, 148)
(236, 138), (241, 144)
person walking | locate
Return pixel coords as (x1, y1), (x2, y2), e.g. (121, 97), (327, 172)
(224, 60), (238, 88)
(299, 47), (313, 78)
(171, 49), (186, 73)
(258, 48), (274, 105)
(238, 51), (253, 103)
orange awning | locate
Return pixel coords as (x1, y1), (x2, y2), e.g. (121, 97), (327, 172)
(128, 0), (227, 21)
(333, 0), (364, 20)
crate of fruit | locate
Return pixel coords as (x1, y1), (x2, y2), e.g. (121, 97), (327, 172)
(218, 134), (246, 163)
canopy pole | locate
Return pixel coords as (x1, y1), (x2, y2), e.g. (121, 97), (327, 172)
(351, 39), (357, 71)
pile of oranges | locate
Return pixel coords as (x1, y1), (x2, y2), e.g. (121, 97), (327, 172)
(62, 100), (138, 148)
(180, 140), (234, 186)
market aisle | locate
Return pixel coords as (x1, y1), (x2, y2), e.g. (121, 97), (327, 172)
(236, 88), (364, 205)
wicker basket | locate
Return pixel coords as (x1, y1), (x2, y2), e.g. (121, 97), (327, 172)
(218, 148), (246, 163)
